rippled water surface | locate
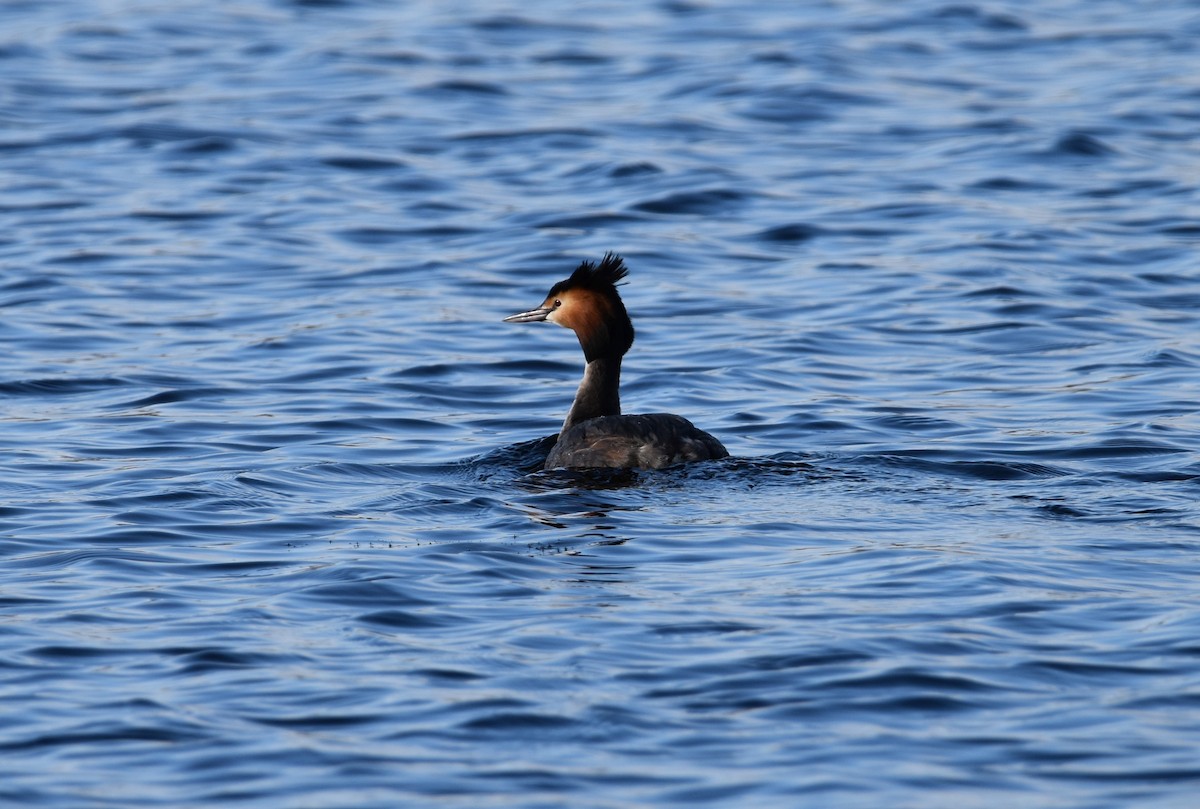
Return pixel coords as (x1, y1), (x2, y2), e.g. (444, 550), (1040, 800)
(4, 1), (1200, 806)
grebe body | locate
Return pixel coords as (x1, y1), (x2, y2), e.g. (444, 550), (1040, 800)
(546, 412), (727, 470)
(504, 253), (728, 470)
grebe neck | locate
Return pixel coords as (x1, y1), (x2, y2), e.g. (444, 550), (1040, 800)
(562, 355), (621, 435)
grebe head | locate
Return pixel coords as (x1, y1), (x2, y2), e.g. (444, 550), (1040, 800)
(503, 252), (635, 361)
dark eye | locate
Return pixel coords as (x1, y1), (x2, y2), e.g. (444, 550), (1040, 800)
(553, 299), (562, 308)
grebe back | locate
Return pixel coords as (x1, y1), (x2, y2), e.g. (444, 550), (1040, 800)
(503, 253), (728, 470)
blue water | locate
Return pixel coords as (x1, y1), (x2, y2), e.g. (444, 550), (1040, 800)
(3, 1), (1200, 806)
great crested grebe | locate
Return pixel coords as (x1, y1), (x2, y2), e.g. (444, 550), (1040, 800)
(504, 252), (728, 470)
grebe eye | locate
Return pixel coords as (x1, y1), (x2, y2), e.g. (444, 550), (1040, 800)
(553, 299), (562, 308)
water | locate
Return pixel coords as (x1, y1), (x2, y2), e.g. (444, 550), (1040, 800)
(3, 0), (1200, 806)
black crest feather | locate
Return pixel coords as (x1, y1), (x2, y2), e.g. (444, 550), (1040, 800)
(552, 252), (628, 296)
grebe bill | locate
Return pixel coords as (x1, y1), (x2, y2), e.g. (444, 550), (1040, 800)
(504, 253), (728, 470)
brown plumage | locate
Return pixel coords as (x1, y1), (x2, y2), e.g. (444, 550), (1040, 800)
(504, 253), (728, 470)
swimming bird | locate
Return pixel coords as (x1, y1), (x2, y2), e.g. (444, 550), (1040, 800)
(504, 253), (728, 470)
